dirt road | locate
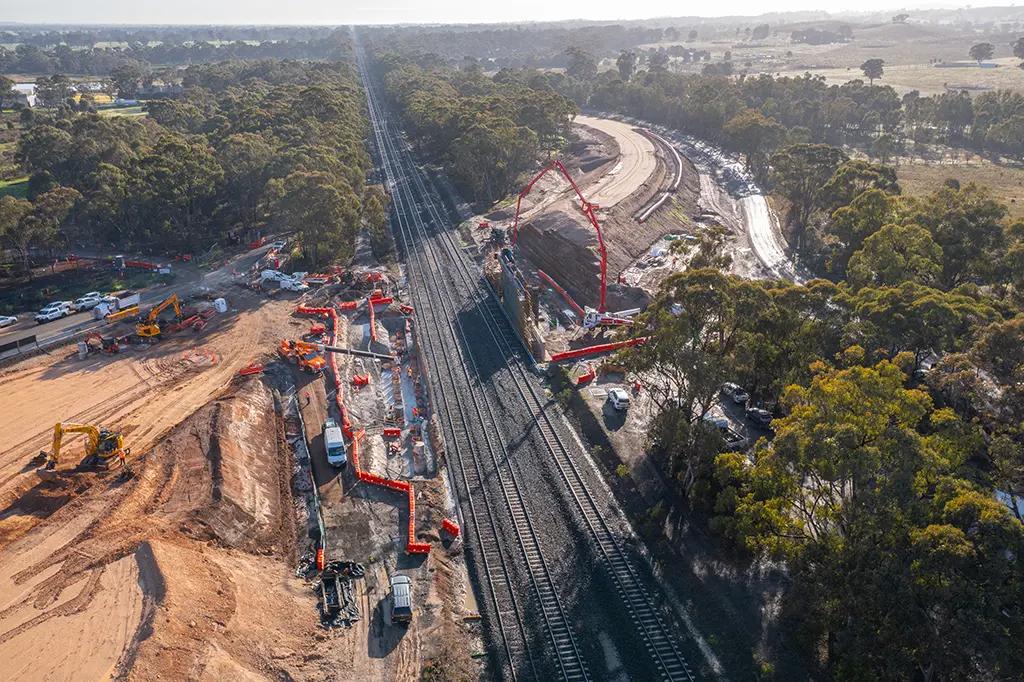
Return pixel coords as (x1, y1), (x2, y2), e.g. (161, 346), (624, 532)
(574, 115), (657, 208)
(740, 195), (804, 282)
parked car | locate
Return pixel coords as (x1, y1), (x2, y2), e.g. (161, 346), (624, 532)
(720, 382), (750, 405)
(72, 291), (104, 311)
(0, 315), (17, 328)
(745, 406), (773, 428)
(703, 412), (749, 449)
(607, 387), (631, 411)
(388, 574), (413, 626)
(323, 418), (347, 467)
(34, 302), (72, 324)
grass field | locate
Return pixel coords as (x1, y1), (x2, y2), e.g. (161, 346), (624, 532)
(99, 106), (147, 118)
(0, 176), (28, 199)
(897, 160), (1024, 222)
(800, 58), (1024, 97)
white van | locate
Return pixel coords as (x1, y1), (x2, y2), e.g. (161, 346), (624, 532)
(323, 419), (347, 467)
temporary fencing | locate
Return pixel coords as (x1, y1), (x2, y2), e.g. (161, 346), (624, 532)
(297, 303), (430, 556)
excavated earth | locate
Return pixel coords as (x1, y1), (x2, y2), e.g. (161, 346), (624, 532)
(0, 284), (472, 681)
(511, 117), (700, 312)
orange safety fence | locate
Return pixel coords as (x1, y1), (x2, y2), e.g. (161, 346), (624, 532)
(442, 518), (461, 537)
(238, 362), (264, 376)
(368, 294), (377, 343)
(296, 303), (429, 556)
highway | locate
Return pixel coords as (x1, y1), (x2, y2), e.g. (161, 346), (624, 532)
(357, 37), (701, 681)
(0, 244), (275, 361)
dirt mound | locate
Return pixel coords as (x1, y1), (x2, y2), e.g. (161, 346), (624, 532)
(0, 378), (311, 681)
(567, 127), (616, 173)
(0, 293), (296, 547)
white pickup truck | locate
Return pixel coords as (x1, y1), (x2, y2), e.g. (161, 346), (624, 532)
(260, 270), (309, 292)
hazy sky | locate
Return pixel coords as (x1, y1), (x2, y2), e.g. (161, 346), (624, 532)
(0, 0), (962, 26)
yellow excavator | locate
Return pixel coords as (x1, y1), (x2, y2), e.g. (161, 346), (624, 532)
(136, 293), (182, 339)
(42, 422), (130, 473)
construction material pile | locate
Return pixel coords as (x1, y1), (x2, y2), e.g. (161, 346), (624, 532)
(316, 560), (366, 628)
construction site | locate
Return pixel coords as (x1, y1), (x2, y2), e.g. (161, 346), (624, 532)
(0, 234), (480, 679)
(0, 64), (793, 681)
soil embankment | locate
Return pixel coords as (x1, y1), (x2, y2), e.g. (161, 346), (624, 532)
(0, 377), (322, 680)
(513, 115), (699, 311)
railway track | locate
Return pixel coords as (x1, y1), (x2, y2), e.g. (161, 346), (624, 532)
(356, 35), (696, 681)
(358, 46), (587, 682)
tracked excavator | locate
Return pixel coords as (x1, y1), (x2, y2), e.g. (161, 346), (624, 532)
(40, 422), (130, 476)
(136, 293), (182, 339)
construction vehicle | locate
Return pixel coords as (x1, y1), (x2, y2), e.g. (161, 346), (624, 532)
(94, 290), (140, 319)
(136, 293), (182, 339)
(82, 331), (122, 355)
(281, 339), (395, 363)
(42, 422), (129, 472)
(279, 339), (327, 374)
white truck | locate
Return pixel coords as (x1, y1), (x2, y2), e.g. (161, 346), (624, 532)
(93, 290), (141, 319)
(260, 270), (309, 292)
(323, 418), (347, 467)
(703, 413), (748, 450)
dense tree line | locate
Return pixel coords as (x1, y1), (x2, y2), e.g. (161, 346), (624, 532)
(374, 53), (577, 204)
(0, 31), (356, 77)
(532, 50), (1024, 163)
(2, 58), (372, 268)
(619, 152), (1024, 676)
(365, 24), (664, 70)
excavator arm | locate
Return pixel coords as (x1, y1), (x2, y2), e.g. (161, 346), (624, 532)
(48, 423), (100, 469)
(137, 294), (182, 338)
(509, 159), (609, 313)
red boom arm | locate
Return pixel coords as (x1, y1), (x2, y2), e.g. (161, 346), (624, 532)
(510, 160), (608, 313)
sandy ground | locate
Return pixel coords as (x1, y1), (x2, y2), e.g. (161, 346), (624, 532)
(0, 376), (303, 681)
(574, 115), (658, 208)
(0, 289), (299, 543)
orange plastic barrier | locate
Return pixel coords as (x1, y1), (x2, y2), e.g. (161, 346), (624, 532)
(316, 547), (325, 570)
(352, 374), (369, 386)
(369, 296), (393, 307)
(549, 337), (648, 362)
(442, 519), (461, 537)
(338, 300), (359, 311)
(382, 427), (402, 438)
(298, 302), (429, 557)
(399, 304), (414, 315)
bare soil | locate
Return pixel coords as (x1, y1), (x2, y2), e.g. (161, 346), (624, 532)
(511, 117), (700, 312)
(0, 275), (476, 680)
